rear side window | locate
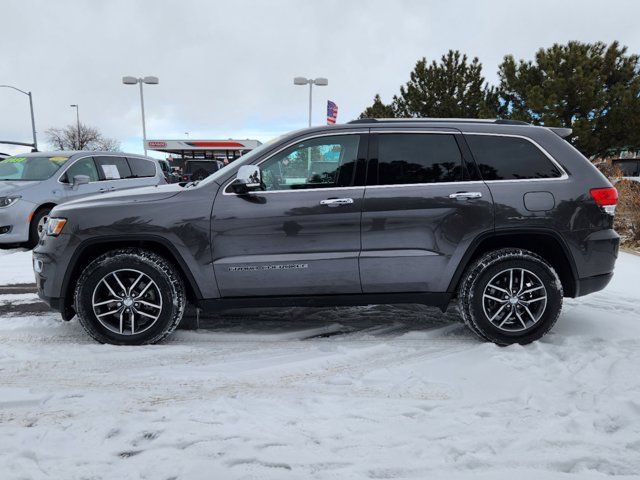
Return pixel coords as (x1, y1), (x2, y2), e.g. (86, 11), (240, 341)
(466, 135), (562, 180)
(127, 157), (157, 178)
(373, 134), (463, 185)
(94, 156), (132, 180)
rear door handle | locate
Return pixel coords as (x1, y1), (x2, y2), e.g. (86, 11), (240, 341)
(320, 198), (354, 207)
(99, 187), (115, 193)
(449, 191), (482, 200)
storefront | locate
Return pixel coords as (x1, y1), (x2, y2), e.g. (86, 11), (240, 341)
(145, 139), (261, 171)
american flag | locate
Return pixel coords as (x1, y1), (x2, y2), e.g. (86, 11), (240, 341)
(327, 100), (338, 124)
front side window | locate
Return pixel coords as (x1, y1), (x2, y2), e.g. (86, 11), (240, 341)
(63, 157), (100, 182)
(466, 135), (562, 180)
(0, 155), (68, 181)
(127, 157), (157, 178)
(94, 156), (132, 180)
(260, 135), (360, 191)
(372, 133), (463, 185)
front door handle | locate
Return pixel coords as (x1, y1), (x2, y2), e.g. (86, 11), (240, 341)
(449, 191), (483, 200)
(320, 198), (354, 207)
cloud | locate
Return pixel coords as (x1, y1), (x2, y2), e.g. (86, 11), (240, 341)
(1, 0), (639, 154)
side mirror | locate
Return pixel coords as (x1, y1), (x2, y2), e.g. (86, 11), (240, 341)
(72, 175), (90, 189)
(232, 165), (262, 193)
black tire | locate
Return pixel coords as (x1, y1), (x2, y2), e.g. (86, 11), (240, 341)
(74, 248), (186, 345)
(458, 248), (563, 345)
(26, 207), (51, 249)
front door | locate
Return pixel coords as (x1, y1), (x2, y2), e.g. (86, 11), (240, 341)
(212, 133), (366, 297)
(61, 156), (107, 199)
(360, 129), (494, 293)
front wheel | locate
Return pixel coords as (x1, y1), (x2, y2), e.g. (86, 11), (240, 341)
(26, 207), (51, 249)
(74, 249), (186, 345)
(458, 248), (563, 345)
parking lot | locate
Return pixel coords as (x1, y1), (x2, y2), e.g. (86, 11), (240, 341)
(1, 248), (639, 479)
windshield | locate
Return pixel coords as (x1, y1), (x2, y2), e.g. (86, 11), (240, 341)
(196, 138), (282, 187)
(0, 155), (69, 181)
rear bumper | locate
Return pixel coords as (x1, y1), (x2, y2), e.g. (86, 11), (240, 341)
(575, 272), (614, 297)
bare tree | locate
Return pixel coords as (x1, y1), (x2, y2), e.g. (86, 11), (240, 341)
(45, 123), (120, 151)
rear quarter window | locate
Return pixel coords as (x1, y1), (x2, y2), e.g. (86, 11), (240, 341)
(466, 135), (562, 180)
(127, 157), (157, 178)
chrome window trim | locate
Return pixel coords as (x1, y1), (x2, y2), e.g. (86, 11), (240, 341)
(222, 130), (368, 196)
(57, 153), (160, 185)
(222, 129), (569, 196)
(463, 132), (569, 182)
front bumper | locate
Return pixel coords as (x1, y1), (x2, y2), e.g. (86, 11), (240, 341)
(33, 231), (77, 319)
(0, 200), (35, 244)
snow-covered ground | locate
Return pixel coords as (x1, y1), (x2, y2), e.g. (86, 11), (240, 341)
(0, 248), (35, 285)
(0, 249), (639, 479)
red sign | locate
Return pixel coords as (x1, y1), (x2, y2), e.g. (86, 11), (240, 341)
(148, 141), (167, 148)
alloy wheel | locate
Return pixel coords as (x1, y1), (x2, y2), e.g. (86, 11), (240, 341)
(91, 269), (163, 335)
(481, 267), (547, 332)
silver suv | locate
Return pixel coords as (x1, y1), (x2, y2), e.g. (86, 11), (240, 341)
(0, 151), (166, 248)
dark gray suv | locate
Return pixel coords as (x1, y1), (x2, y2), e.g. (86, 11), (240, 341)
(33, 119), (619, 345)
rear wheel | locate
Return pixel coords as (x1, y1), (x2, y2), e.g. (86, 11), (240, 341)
(458, 248), (563, 345)
(74, 248), (186, 345)
(26, 207), (51, 249)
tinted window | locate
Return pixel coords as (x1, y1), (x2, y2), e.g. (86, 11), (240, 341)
(127, 157), (157, 178)
(466, 135), (562, 180)
(63, 157), (100, 182)
(260, 135), (360, 191)
(612, 159), (640, 177)
(374, 134), (463, 185)
(94, 156), (132, 180)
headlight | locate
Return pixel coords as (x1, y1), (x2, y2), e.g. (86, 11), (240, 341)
(0, 196), (20, 208)
(45, 217), (67, 236)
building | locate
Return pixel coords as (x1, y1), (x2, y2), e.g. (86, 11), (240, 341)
(145, 139), (261, 171)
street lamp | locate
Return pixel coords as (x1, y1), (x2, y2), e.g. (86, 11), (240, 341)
(0, 85), (38, 151)
(70, 104), (80, 148)
(122, 76), (159, 155)
(293, 77), (328, 127)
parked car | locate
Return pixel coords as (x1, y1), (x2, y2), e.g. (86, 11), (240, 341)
(181, 159), (225, 182)
(158, 159), (180, 183)
(0, 151), (166, 248)
(34, 119), (619, 346)
(611, 158), (640, 183)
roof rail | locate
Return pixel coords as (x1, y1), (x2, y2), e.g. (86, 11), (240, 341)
(348, 118), (530, 126)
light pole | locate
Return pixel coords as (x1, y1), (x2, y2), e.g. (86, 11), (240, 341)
(293, 77), (328, 127)
(122, 76), (159, 155)
(0, 84), (38, 151)
(70, 104), (80, 148)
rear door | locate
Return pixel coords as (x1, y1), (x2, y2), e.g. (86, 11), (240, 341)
(126, 156), (163, 185)
(211, 132), (367, 297)
(360, 128), (494, 293)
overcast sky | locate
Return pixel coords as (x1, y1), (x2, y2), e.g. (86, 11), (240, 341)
(2, 0), (639, 156)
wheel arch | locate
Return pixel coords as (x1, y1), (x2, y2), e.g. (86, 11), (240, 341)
(29, 202), (57, 222)
(61, 235), (203, 319)
(448, 229), (578, 298)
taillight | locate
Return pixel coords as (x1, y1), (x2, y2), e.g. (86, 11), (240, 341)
(590, 187), (618, 215)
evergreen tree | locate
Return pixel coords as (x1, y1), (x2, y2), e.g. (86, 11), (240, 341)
(359, 94), (396, 119)
(498, 41), (640, 157)
(359, 50), (499, 119)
